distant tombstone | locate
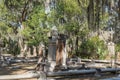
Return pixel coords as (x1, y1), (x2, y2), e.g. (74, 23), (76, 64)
(108, 41), (115, 67)
(33, 46), (37, 57)
(108, 42), (115, 55)
(27, 48), (31, 57)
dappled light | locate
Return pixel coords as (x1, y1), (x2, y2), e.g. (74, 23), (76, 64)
(0, 0), (120, 80)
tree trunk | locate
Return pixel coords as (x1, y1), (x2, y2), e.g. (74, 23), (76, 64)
(96, 0), (101, 35)
(87, 0), (95, 30)
(0, 48), (1, 61)
(75, 36), (79, 56)
(18, 23), (25, 57)
(18, 38), (24, 57)
(119, 0), (120, 21)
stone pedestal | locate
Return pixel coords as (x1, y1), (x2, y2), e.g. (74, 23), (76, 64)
(48, 37), (57, 71)
(48, 37), (57, 61)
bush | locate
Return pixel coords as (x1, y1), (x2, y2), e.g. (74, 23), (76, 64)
(79, 36), (108, 59)
(115, 43), (120, 52)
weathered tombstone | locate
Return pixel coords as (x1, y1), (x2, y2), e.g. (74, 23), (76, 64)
(108, 41), (115, 67)
(53, 33), (68, 72)
(33, 46), (37, 57)
(47, 26), (68, 71)
(47, 26), (58, 71)
(26, 48), (31, 57)
(48, 37), (57, 61)
(56, 34), (67, 67)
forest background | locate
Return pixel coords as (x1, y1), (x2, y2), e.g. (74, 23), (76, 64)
(0, 0), (120, 60)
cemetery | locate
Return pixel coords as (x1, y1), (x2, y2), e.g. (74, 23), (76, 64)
(0, 0), (120, 80)
(0, 27), (120, 80)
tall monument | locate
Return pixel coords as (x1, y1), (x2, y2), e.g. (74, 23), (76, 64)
(48, 26), (58, 71)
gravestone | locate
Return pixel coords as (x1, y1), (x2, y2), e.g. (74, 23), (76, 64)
(57, 34), (67, 67)
(47, 27), (68, 71)
(48, 37), (57, 61)
(108, 41), (115, 67)
(47, 26), (58, 71)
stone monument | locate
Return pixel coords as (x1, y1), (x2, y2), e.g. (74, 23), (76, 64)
(48, 26), (58, 71)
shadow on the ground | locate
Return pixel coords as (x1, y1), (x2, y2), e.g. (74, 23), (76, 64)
(0, 62), (36, 75)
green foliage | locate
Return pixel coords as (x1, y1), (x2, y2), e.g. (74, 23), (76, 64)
(94, 37), (108, 59)
(22, 6), (49, 46)
(115, 43), (120, 52)
(0, 0), (119, 59)
(100, 13), (109, 29)
(8, 40), (20, 56)
(80, 36), (108, 59)
(64, 0), (81, 16)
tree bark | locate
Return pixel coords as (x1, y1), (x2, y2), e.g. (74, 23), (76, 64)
(119, 0), (120, 21)
(96, 0), (101, 35)
(87, 0), (95, 30)
(18, 38), (24, 57)
(75, 36), (79, 56)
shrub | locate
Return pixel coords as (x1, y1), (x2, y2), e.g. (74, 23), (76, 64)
(79, 36), (108, 59)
